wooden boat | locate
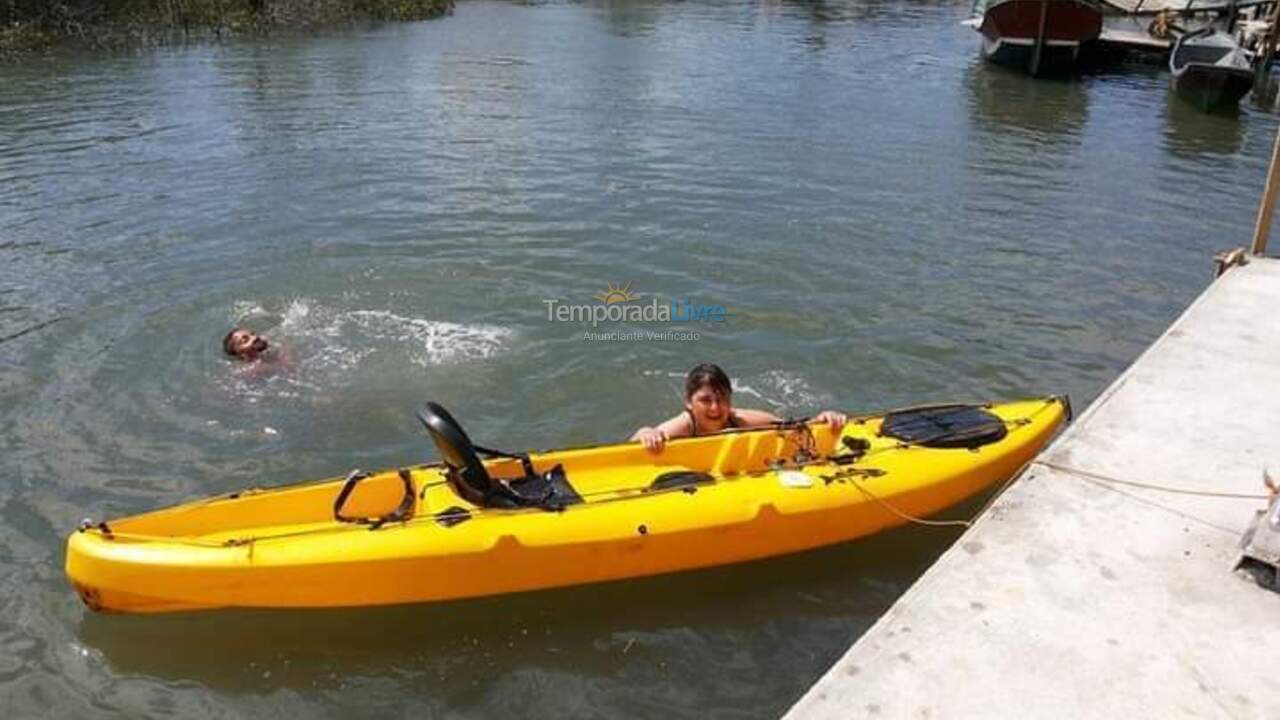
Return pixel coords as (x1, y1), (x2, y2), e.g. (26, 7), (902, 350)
(1169, 27), (1254, 111)
(976, 0), (1104, 75)
(65, 397), (1068, 614)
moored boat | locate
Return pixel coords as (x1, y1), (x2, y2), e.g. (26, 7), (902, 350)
(1169, 27), (1255, 111)
(977, 0), (1104, 75)
(66, 397), (1069, 614)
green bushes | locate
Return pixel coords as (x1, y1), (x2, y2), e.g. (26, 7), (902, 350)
(0, 0), (454, 53)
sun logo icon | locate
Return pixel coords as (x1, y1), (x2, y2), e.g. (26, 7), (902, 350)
(593, 281), (638, 305)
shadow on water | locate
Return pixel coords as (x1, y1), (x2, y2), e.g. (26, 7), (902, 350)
(965, 61), (1089, 143)
(76, 507), (978, 700)
(588, 0), (668, 37)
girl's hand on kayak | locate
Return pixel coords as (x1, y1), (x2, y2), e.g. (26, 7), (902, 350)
(635, 427), (668, 452)
(814, 410), (848, 429)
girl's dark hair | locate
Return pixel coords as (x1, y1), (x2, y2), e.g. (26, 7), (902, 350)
(222, 328), (242, 357)
(685, 363), (732, 400)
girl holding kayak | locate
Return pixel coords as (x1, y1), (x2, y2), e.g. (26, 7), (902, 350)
(631, 363), (847, 452)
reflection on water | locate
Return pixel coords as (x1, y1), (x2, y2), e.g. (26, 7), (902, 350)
(966, 62), (1089, 142)
(76, 519), (970, 714)
(590, 0), (667, 36)
(1165, 90), (1246, 157)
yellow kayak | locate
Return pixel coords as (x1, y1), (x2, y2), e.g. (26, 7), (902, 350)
(65, 396), (1068, 614)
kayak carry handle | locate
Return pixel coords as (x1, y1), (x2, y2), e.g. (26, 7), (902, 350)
(333, 468), (416, 529)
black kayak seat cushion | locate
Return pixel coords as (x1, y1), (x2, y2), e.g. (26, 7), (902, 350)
(879, 405), (1008, 449)
(417, 401), (494, 505)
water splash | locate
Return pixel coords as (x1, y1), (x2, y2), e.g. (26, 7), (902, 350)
(731, 371), (830, 412)
(342, 310), (512, 367)
(219, 298), (513, 402)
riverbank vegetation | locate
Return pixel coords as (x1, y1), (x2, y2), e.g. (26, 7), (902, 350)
(1, 0), (454, 55)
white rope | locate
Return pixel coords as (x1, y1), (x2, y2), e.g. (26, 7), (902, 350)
(1036, 460), (1269, 500)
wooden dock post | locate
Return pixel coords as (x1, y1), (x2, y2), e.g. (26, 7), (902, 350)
(1255, 1), (1280, 85)
(1030, 0), (1049, 76)
(1250, 119), (1280, 255)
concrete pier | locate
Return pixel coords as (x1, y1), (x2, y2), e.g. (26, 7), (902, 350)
(787, 258), (1280, 719)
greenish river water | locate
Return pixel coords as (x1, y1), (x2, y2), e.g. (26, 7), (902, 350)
(2, 0), (1277, 717)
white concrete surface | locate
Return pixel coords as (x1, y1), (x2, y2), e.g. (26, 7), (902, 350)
(786, 258), (1280, 720)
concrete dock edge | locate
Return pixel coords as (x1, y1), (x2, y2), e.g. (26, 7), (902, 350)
(785, 258), (1280, 719)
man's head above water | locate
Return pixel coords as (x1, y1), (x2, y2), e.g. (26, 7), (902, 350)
(222, 327), (270, 361)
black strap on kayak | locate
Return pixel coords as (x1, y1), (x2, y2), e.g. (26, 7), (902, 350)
(472, 443), (538, 480)
(333, 468), (416, 529)
(464, 442), (545, 507)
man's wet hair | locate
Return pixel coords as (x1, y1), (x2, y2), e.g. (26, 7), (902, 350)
(222, 328), (242, 357)
(685, 363), (732, 400)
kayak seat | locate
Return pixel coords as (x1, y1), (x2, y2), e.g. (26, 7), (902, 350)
(417, 401), (583, 511)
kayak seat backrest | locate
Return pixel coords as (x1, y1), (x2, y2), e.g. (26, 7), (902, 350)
(417, 402), (494, 506)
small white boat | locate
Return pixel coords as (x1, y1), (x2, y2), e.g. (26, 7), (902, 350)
(1169, 27), (1254, 111)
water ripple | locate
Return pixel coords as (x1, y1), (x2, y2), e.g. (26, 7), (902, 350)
(0, 0), (1277, 717)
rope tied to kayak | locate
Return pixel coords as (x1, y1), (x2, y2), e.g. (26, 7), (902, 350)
(847, 452), (1274, 534)
(831, 399), (1061, 530)
(844, 478), (976, 528)
(842, 455), (1036, 530)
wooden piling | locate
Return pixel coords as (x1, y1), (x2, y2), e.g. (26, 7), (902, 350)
(1255, 1), (1280, 84)
(1030, 0), (1049, 76)
(1250, 119), (1280, 256)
